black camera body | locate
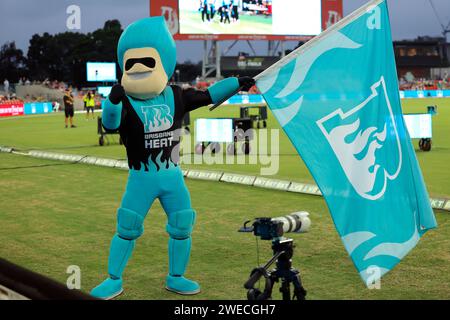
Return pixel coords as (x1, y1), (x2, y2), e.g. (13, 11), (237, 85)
(253, 218), (284, 240)
(240, 212), (311, 241)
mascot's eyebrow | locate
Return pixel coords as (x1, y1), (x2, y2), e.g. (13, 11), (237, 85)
(125, 57), (156, 71)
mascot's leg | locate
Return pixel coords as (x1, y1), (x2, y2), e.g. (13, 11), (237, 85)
(159, 169), (200, 295)
(91, 171), (154, 299)
(165, 209), (198, 294)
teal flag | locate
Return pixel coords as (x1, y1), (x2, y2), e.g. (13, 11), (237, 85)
(256, 0), (437, 286)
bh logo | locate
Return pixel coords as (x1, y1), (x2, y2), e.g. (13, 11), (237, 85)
(317, 77), (403, 200)
(161, 6), (179, 35)
(141, 105), (174, 133)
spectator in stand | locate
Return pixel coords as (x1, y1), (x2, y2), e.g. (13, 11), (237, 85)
(399, 76), (450, 91)
(93, 93), (102, 110)
(63, 88), (76, 128)
(3, 79), (9, 93)
(83, 90), (96, 120)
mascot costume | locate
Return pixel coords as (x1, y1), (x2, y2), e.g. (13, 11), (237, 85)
(91, 16), (254, 299)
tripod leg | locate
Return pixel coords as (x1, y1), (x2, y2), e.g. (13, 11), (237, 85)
(292, 274), (307, 300)
(260, 274), (275, 301)
(280, 279), (291, 301)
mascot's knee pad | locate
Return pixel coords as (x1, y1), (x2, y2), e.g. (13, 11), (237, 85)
(117, 207), (144, 240)
(166, 209), (196, 239)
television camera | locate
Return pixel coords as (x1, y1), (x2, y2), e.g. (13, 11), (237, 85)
(239, 212), (311, 301)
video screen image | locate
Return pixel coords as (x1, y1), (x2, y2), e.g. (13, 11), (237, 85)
(86, 62), (117, 82)
(179, 0), (322, 36)
(195, 118), (234, 143)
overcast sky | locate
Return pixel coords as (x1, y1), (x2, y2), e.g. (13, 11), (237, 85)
(0, 0), (449, 63)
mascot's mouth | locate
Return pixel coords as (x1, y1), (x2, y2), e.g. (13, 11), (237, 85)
(128, 71), (152, 80)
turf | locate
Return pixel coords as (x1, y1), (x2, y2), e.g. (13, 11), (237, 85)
(0, 153), (448, 299)
(0, 98), (449, 197)
(0, 97), (449, 299)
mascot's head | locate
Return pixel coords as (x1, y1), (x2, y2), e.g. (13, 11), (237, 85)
(118, 16), (176, 100)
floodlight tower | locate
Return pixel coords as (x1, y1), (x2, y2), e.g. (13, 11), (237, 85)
(202, 39), (287, 80)
(423, 0), (450, 77)
(428, 0), (450, 41)
(202, 40), (222, 79)
(443, 23), (450, 41)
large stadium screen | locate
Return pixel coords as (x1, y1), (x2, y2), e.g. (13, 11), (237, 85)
(403, 114), (432, 139)
(179, 0), (322, 36)
(86, 62), (117, 82)
(195, 118), (234, 143)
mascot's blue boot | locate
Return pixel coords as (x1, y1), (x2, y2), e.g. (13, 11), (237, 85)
(165, 237), (200, 295)
(90, 278), (123, 300)
(91, 233), (136, 299)
(166, 275), (199, 295)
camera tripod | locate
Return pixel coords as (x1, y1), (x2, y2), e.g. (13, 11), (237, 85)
(244, 237), (307, 301)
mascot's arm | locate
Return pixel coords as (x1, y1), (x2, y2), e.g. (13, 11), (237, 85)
(102, 84), (125, 130)
(183, 77), (255, 112)
(207, 77), (240, 105)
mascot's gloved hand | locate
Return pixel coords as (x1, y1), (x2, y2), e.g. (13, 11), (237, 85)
(109, 84), (126, 105)
(238, 77), (256, 92)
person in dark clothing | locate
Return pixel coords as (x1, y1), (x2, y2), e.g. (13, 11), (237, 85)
(201, 0), (210, 22)
(222, 0), (231, 24)
(63, 88), (76, 128)
(209, 0), (216, 20)
(219, 4), (224, 22)
(231, 0), (239, 22)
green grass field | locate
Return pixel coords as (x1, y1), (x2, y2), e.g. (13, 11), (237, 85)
(179, 10), (272, 34)
(0, 97), (449, 299)
(0, 98), (449, 196)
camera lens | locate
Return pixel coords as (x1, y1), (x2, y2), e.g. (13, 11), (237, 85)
(271, 212), (311, 234)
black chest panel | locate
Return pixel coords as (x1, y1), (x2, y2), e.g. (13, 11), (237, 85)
(117, 85), (211, 171)
(119, 86), (185, 171)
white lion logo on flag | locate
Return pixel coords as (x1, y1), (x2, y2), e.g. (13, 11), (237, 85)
(316, 77), (403, 200)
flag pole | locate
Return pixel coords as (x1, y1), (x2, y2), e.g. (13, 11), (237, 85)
(209, 86), (244, 111)
(255, 0), (384, 81)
